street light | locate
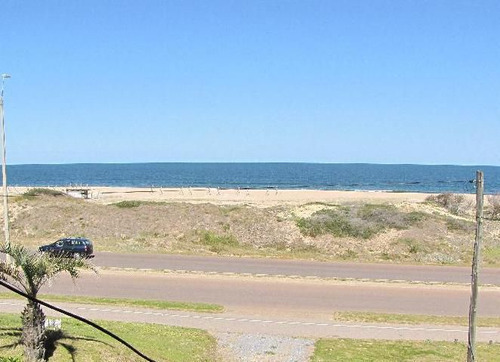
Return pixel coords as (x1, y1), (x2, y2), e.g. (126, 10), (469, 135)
(0, 73), (11, 261)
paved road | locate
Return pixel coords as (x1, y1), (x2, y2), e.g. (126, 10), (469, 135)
(3, 252), (500, 343)
(9, 270), (500, 343)
(3, 257), (500, 344)
(42, 272), (500, 318)
(94, 252), (500, 285)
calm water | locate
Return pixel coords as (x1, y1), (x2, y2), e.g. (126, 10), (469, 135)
(6, 163), (500, 193)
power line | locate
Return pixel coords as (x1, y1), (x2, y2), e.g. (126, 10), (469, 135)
(0, 279), (156, 362)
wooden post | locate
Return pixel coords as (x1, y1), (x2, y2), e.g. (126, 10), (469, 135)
(467, 170), (484, 361)
(0, 76), (11, 264)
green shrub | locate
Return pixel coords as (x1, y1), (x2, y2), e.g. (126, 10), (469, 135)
(445, 218), (474, 232)
(297, 205), (424, 239)
(112, 200), (142, 208)
(399, 238), (423, 254)
(358, 204), (423, 229)
(297, 209), (362, 238)
(22, 188), (64, 198)
(406, 211), (426, 224)
(220, 205), (242, 215)
(199, 231), (239, 253)
(341, 249), (358, 259)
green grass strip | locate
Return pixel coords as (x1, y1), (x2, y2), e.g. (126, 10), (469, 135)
(0, 292), (223, 313)
(0, 312), (217, 361)
(332, 311), (500, 328)
(312, 339), (500, 361)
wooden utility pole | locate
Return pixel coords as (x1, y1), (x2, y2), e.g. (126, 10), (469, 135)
(0, 74), (10, 264)
(467, 170), (484, 362)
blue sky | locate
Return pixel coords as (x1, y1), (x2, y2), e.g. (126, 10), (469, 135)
(1, 1), (499, 165)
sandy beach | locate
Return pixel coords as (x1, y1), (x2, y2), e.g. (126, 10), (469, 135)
(8, 186), (453, 206)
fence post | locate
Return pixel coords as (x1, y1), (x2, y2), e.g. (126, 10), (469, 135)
(467, 170), (484, 361)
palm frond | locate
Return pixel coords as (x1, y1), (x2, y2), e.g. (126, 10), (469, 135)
(0, 244), (97, 297)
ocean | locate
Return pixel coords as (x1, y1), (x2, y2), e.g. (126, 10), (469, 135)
(6, 163), (500, 194)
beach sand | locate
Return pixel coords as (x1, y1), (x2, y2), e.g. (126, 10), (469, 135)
(7, 186), (451, 206)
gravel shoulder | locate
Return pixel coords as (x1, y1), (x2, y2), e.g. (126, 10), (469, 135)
(216, 332), (315, 362)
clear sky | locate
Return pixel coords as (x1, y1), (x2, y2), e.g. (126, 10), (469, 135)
(1, 1), (499, 165)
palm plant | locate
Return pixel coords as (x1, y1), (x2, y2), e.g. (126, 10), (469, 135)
(0, 244), (96, 362)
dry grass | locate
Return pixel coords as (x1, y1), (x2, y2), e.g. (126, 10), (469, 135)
(332, 311), (500, 327)
(488, 194), (500, 220)
(7, 194), (500, 266)
(425, 193), (473, 216)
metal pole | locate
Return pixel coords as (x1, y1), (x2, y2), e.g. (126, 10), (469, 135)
(467, 170), (484, 362)
(0, 74), (11, 263)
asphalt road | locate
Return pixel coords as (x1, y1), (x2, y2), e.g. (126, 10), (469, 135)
(94, 252), (500, 285)
(42, 272), (500, 318)
(4, 252), (500, 343)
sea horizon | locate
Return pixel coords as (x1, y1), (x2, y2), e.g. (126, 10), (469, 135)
(9, 161), (500, 167)
(6, 162), (500, 194)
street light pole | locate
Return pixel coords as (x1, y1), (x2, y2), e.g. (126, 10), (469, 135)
(1, 73), (11, 261)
